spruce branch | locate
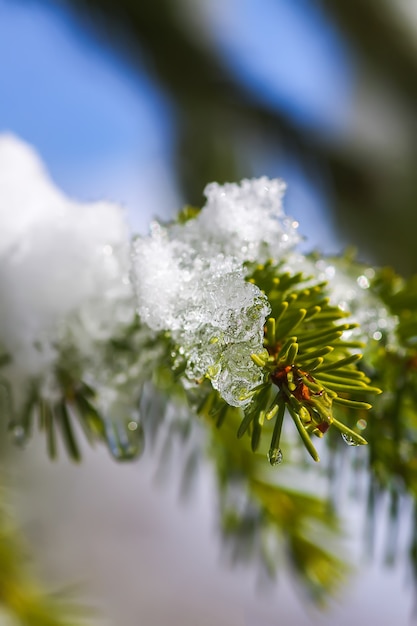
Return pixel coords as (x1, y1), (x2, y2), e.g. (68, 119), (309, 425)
(193, 382), (348, 601)
(6, 319), (168, 462)
(5, 148), (417, 604)
(244, 265), (380, 463)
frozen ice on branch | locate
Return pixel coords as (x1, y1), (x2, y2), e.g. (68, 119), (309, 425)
(0, 135), (383, 462)
(132, 177), (301, 405)
(133, 176), (383, 461)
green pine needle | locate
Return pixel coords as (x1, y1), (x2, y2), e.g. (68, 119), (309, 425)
(238, 266), (382, 462)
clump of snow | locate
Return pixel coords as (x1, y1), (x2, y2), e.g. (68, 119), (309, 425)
(171, 177), (300, 263)
(0, 139), (300, 413)
(0, 134), (135, 412)
(133, 177), (300, 405)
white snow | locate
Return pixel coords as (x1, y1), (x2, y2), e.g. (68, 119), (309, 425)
(0, 137), (301, 415)
(132, 177), (300, 405)
(0, 134), (135, 411)
(172, 176), (300, 263)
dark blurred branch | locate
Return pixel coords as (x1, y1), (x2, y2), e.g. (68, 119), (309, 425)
(324, 0), (417, 108)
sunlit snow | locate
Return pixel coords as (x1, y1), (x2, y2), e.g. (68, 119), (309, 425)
(0, 134), (134, 410)
(132, 177), (300, 405)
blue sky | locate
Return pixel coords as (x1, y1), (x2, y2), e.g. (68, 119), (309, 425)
(0, 0), (350, 242)
(0, 0), (176, 230)
(202, 0), (352, 134)
(0, 0), (171, 159)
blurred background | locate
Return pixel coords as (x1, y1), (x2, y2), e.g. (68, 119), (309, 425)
(1, 0), (417, 624)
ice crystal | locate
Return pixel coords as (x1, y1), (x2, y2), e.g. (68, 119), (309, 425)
(172, 177), (300, 263)
(133, 226), (270, 405)
(133, 177), (299, 405)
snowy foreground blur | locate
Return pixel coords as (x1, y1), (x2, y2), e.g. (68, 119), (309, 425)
(0, 135), (135, 417)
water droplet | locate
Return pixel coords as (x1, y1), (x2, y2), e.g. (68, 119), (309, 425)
(356, 418), (367, 431)
(325, 265), (335, 279)
(357, 275), (370, 289)
(364, 268), (375, 279)
(268, 447), (283, 466)
(105, 417), (144, 461)
(12, 425), (26, 446)
(373, 331), (382, 341)
(102, 244), (113, 256)
(341, 433), (360, 446)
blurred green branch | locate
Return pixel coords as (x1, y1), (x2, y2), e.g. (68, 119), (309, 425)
(324, 0), (417, 107)
(0, 490), (89, 626)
